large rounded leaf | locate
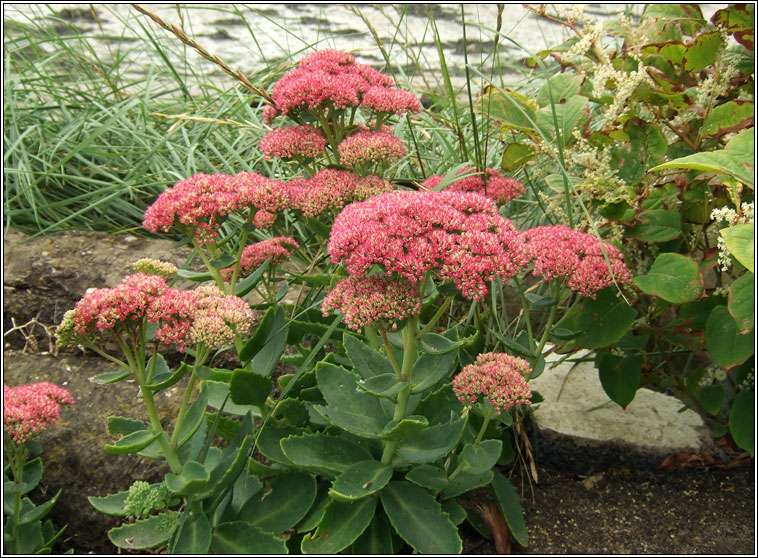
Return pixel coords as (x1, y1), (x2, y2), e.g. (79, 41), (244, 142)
(633, 253), (704, 303)
(555, 288), (637, 349)
(706, 305), (754, 368)
(300, 498), (377, 553)
(728, 272), (754, 333)
(380, 481), (462, 554)
(729, 391), (754, 456)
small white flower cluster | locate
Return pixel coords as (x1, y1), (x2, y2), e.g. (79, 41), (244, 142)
(738, 371), (754, 391)
(711, 202), (754, 271)
(699, 365), (727, 387)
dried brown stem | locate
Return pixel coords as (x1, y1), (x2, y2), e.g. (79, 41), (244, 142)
(131, 4), (274, 104)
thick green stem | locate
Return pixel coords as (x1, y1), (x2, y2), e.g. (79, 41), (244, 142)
(228, 218), (251, 293)
(193, 240), (227, 292)
(139, 382), (183, 474)
(535, 282), (560, 356)
(417, 296), (454, 337)
(381, 316), (419, 465)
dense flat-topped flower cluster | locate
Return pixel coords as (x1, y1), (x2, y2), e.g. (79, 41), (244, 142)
(452, 352), (532, 413)
(520, 225), (631, 297)
(422, 167), (525, 206)
(56, 273), (253, 351)
(221, 237), (300, 281)
(338, 130), (407, 168)
(264, 49), (420, 122)
(4, 382), (75, 445)
(259, 124), (327, 160)
(322, 274), (422, 331)
(328, 190), (527, 300)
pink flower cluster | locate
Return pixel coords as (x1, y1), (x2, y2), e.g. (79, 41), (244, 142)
(221, 237), (300, 281)
(520, 225), (631, 298)
(322, 275), (422, 331)
(143, 173), (242, 244)
(452, 353), (532, 413)
(4, 382), (75, 445)
(422, 167), (525, 205)
(265, 49), (420, 122)
(57, 275), (253, 351)
(338, 130), (407, 168)
(289, 169), (393, 217)
(260, 125), (327, 160)
(328, 190), (527, 300)
(361, 85), (422, 115)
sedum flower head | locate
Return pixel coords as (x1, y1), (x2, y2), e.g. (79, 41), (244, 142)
(291, 169), (357, 218)
(322, 275), (422, 331)
(422, 167), (525, 205)
(4, 382), (75, 445)
(520, 225), (631, 298)
(148, 286), (254, 350)
(338, 130), (407, 168)
(221, 237), (300, 281)
(452, 353), (532, 413)
(267, 49), (400, 121)
(143, 173), (241, 245)
(260, 124), (327, 160)
(60, 273), (168, 343)
(328, 190), (527, 300)
(361, 85), (422, 115)
(133, 258), (179, 280)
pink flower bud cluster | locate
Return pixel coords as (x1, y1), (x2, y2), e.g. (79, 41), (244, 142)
(361, 85), (423, 115)
(338, 130), (407, 168)
(322, 275), (422, 331)
(328, 190), (527, 300)
(520, 225), (632, 298)
(143, 173), (242, 245)
(4, 382), (75, 445)
(221, 237), (300, 281)
(57, 275), (253, 351)
(422, 167), (525, 205)
(452, 352), (532, 413)
(259, 125), (327, 160)
(265, 49), (420, 122)
(289, 169), (393, 218)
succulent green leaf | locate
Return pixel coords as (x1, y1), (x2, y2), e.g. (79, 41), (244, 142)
(170, 512), (211, 554)
(405, 464), (449, 491)
(88, 490), (129, 516)
(230, 368), (273, 407)
(315, 362), (389, 437)
(104, 429), (159, 455)
(418, 332), (463, 354)
(381, 416), (429, 441)
(633, 253), (704, 303)
(380, 481), (462, 554)
(460, 440), (503, 472)
(18, 489), (60, 525)
(17, 457), (42, 495)
(442, 499), (468, 525)
(396, 418), (466, 464)
(144, 362), (189, 391)
(211, 521), (287, 554)
(176, 269), (214, 282)
(705, 305), (754, 368)
(329, 460), (393, 502)
(233, 258), (270, 296)
(203, 380), (261, 417)
(238, 472), (316, 533)
(720, 223), (754, 273)
(351, 511), (395, 554)
(108, 511), (178, 550)
(728, 272), (754, 333)
(106, 415), (146, 437)
(597, 353), (642, 409)
(281, 432), (373, 476)
(300, 498), (377, 554)
(344, 333), (395, 378)
(256, 425), (305, 466)
(442, 469), (494, 499)
(89, 369), (130, 384)
(729, 391), (754, 456)
(411, 351), (458, 393)
(165, 461), (210, 496)
(491, 470), (529, 547)
(358, 374), (407, 398)
(209, 254), (236, 270)
(238, 305), (289, 375)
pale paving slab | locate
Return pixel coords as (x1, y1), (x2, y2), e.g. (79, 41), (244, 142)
(530, 348), (716, 470)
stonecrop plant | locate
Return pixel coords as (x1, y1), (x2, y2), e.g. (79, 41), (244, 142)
(54, 28), (710, 551)
(3, 382), (75, 554)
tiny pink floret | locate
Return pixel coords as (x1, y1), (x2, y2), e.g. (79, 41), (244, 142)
(422, 167), (524, 205)
(4, 382), (75, 445)
(452, 353), (532, 413)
